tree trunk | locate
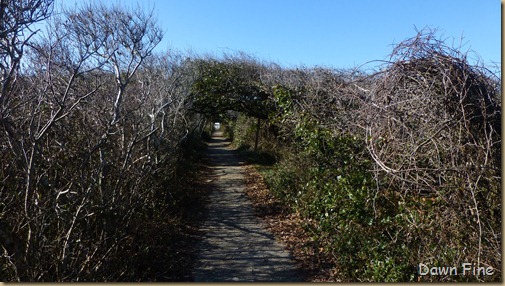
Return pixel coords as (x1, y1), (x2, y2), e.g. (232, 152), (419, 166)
(254, 117), (260, 152)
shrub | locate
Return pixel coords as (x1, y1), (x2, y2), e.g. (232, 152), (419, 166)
(227, 29), (500, 282)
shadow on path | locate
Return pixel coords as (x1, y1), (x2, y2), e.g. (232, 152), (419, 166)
(192, 132), (304, 282)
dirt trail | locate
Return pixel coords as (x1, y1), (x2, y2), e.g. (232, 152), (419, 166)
(192, 132), (304, 282)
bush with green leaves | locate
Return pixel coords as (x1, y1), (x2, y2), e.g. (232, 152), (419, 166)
(227, 31), (500, 281)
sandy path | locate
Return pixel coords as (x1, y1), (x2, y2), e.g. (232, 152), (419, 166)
(192, 132), (304, 282)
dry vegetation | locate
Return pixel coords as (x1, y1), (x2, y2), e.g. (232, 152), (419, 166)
(0, 1), (210, 281)
(228, 29), (501, 282)
(0, 0), (500, 282)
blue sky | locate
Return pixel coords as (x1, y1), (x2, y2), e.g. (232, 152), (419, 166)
(56, 0), (500, 70)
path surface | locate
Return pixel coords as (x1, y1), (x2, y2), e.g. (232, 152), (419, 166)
(192, 132), (304, 282)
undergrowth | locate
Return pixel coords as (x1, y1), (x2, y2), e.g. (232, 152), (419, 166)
(229, 60), (501, 282)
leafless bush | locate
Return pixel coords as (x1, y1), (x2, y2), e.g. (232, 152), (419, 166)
(364, 29), (501, 279)
(0, 2), (206, 281)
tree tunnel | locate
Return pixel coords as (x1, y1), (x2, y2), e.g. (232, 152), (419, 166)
(190, 58), (274, 151)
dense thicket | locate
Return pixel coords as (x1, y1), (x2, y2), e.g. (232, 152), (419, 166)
(0, 1), (209, 281)
(0, 0), (500, 282)
(224, 30), (501, 282)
